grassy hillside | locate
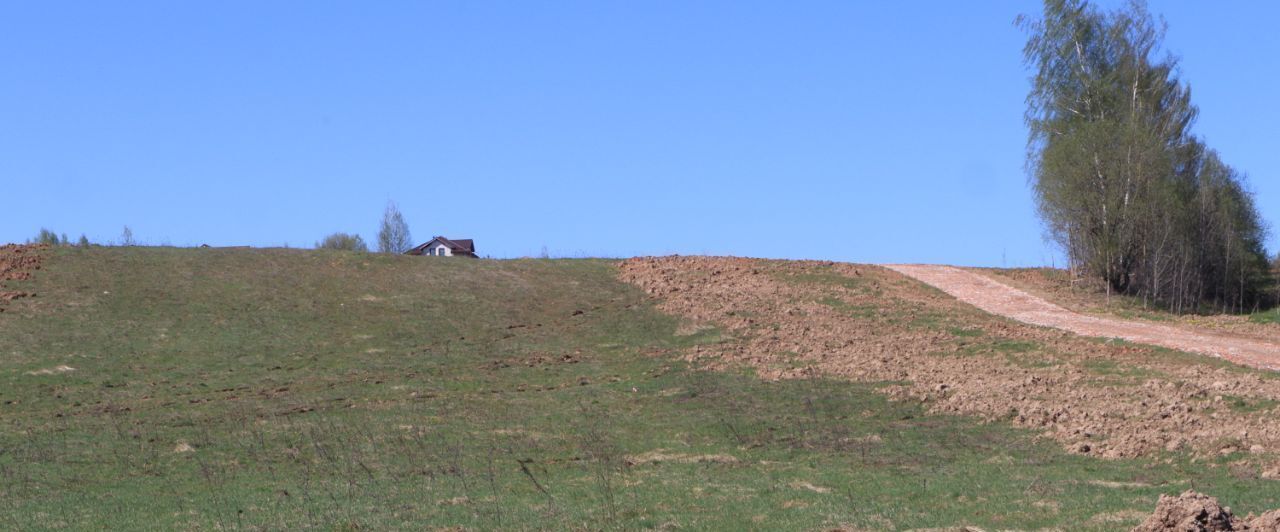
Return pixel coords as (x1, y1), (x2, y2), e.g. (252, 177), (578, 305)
(1, 248), (1276, 529)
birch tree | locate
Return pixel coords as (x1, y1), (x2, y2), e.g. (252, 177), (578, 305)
(1020, 0), (1271, 312)
(377, 202), (412, 254)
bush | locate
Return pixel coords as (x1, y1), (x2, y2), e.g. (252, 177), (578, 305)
(31, 228), (65, 246)
(316, 233), (368, 252)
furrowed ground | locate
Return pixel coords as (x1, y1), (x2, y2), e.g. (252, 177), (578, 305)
(2, 247), (1278, 529)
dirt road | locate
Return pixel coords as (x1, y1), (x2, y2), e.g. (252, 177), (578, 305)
(885, 264), (1280, 372)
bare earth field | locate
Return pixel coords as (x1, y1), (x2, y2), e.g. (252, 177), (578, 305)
(620, 256), (1280, 471)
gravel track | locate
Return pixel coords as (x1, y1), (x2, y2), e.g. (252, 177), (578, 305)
(886, 264), (1280, 372)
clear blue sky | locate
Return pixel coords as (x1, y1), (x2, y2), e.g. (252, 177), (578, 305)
(2, 1), (1276, 265)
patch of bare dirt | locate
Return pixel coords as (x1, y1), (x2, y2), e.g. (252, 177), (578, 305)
(1132, 491), (1280, 531)
(618, 256), (1280, 465)
(25, 365), (76, 376)
(623, 450), (740, 466)
(789, 480), (831, 494)
(0, 244), (45, 312)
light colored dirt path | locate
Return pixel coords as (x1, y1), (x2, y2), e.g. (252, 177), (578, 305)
(885, 264), (1280, 372)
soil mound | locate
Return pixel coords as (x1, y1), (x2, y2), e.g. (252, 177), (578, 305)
(1250, 511), (1280, 531)
(1132, 491), (1280, 531)
(1132, 491), (1241, 531)
(0, 244), (45, 311)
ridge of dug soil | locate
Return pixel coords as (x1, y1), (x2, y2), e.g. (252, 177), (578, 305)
(0, 244), (44, 311)
(619, 256), (1280, 468)
(885, 264), (1280, 372)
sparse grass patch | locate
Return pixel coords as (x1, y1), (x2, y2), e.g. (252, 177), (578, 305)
(992, 340), (1038, 353)
(1222, 395), (1280, 414)
(950, 339), (1041, 358)
(1006, 354), (1061, 369)
(817, 296), (877, 318)
(776, 268), (866, 292)
(1249, 308), (1280, 324)
(1081, 358), (1165, 380)
(948, 327), (984, 338)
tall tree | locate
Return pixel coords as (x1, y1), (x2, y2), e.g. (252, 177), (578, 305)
(1020, 0), (1271, 312)
(377, 202), (412, 254)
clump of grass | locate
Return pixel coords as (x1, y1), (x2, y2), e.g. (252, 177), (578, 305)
(1249, 308), (1280, 324)
(776, 267), (866, 292)
(992, 340), (1037, 353)
(817, 296), (877, 318)
(948, 327), (984, 338)
(1222, 395), (1280, 414)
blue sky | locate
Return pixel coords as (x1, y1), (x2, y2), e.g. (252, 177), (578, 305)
(2, 1), (1276, 265)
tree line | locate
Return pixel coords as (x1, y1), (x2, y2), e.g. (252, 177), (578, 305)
(29, 227), (131, 247)
(1021, 0), (1275, 313)
(29, 201), (415, 254)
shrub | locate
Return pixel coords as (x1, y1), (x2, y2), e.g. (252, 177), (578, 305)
(316, 232), (368, 252)
(32, 228), (65, 246)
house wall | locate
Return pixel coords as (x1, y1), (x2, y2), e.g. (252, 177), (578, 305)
(428, 243), (452, 256)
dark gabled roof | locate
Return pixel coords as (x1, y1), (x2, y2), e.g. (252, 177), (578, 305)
(440, 238), (475, 253)
(407, 236), (477, 256)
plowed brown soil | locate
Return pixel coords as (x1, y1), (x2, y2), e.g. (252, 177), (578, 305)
(0, 244), (44, 311)
(619, 256), (1280, 469)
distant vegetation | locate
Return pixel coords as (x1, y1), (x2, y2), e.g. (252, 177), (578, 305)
(28, 228), (91, 247)
(315, 232), (368, 251)
(1021, 0), (1272, 313)
(30, 228), (68, 246)
(119, 225), (136, 246)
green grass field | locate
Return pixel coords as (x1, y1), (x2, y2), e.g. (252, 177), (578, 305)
(2, 248), (1276, 529)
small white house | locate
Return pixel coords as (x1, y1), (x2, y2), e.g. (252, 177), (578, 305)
(407, 236), (477, 258)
